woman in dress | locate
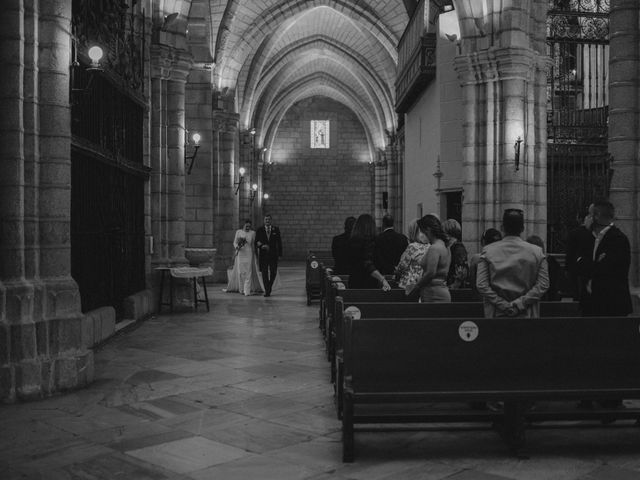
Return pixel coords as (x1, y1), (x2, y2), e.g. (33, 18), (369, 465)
(407, 214), (451, 302)
(442, 218), (470, 289)
(346, 213), (391, 291)
(226, 219), (264, 295)
(394, 218), (430, 293)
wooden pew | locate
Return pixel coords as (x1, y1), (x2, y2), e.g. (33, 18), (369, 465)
(341, 314), (640, 462)
(306, 250), (334, 305)
(332, 299), (581, 417)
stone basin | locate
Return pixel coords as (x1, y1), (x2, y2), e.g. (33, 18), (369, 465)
(184, 247), (217, 266)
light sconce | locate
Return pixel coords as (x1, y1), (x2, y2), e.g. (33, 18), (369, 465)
(262, 193), (270, 209)
(249, 183), (258, 203)
(234, 167), (246, 194)
(514, 136), (523, 171)
(71, 45), (105, 99)
(185, 132), (201, 174)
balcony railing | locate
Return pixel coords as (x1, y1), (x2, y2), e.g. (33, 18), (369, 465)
(395, 0), (437, 114)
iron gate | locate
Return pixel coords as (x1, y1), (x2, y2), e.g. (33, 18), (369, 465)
(546, 0), (611, 253)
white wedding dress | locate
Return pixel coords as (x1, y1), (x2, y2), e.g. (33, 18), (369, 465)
(226, 229), (264, 295)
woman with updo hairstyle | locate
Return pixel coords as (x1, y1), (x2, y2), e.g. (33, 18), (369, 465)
(346, 213), (391, 291)
(442, 218), (470, 289)
(406, 214), (451, 302)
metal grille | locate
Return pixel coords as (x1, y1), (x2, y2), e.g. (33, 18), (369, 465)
(71, 151), (145, 318)
(546, 0), (611, 252)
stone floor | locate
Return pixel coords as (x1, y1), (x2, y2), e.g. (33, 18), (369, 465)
(3, 263), (640, 479)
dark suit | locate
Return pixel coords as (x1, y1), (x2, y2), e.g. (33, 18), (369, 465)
(374, 228), (409, 275)
(331, 232), (350, 274)
(255, 225), (283, 295)
(565, 225), (594, 304)
(583, 225), (632, 316)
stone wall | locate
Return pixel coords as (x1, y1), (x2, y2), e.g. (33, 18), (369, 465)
(262, 96), (373, 260)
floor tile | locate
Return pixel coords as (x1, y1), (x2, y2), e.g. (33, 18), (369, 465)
(126, 436), (248, 474)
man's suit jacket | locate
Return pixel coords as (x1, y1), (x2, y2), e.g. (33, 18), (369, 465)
(374, 228), (409, 275)
(476, 236), (549, 317)
(586, 225), (632, 316)
(331, 232), (350, 274)
(255, 225), (283, 262)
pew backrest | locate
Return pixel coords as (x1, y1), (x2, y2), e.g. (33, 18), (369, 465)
(344, 315), (640, 398)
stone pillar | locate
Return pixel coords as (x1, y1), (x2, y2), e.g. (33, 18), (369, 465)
(373, 155), (387, 227)
(149, 46), (192, 268)
(609, 0), (640, 288)
(0, 0), (93, 402)
(212, 111), (239, 282)
(455, 47), (550, 250)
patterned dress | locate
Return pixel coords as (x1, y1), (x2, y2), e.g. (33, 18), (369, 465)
(394, 242), (430, 290)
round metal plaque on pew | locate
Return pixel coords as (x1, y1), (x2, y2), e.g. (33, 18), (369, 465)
(311, 260), (319, 269)
(458, 321), (479, 342)
(345, 306), (361, 320)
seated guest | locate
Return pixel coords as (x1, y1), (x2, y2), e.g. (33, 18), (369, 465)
(346, 214), (391, 291)
(407, 215), (451, 302)
(469, 228), (502, 294)
(374, 214), (409, 275)
(331, 216), (356, 274)
(394, 218), (430, 293)
(526, 235), (562, 301)
(442, 219), (470, 289)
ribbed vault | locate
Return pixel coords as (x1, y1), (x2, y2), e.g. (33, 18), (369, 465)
(181, 0), (409, 151)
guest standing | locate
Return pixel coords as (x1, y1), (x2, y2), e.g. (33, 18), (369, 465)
(374, 214), (409, 275)
(255, 214), (283, 297)
(582, 199), (632, 316)
(476, 209), (549, 317)
(407, 214), (451, 302)
(226, 219), (263, 295)
(442, 219), (470, 289)
(331, 216), (356, 275)
(565, 204), (596, 310)
(469, 228), (502, 294)
(394, 218), (430, 293)
(346, 214), (391, 291)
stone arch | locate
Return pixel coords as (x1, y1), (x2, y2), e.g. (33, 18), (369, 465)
(213, 0), (401, 91)
(255, 74), (380, 162)
(241, 39), (393, 140)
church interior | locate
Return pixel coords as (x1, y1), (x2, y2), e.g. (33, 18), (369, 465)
(2, 0), (640, 477)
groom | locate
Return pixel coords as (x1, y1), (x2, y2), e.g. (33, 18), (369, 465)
(255, 214), (283, 297)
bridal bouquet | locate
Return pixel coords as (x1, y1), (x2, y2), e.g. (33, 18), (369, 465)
(235, 237), (247, 252)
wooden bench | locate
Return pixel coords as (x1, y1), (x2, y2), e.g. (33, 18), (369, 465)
(306, 250), (334, 305)
(341, 314), (640, 462)
(332, 300), (581, 417)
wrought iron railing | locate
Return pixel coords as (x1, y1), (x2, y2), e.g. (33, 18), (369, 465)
(546, 0), (611, 253)
(395, 0), (437, 113)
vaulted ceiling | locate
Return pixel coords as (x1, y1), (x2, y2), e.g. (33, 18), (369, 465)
(158, 0), (412, 150)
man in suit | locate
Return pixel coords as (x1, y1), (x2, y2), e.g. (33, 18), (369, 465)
(565, 204), (596, 310)
(476, 209), (549, 318)
(255, 214), (283, 297)
(331, 216), (356, 275)
(582, 199), (632, 317)
(374, 214), (409, 275)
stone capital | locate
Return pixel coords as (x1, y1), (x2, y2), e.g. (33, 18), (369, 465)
(454, 47), (547, 85)
(150, 44), (193, 82)
(213, 112), (239, 133)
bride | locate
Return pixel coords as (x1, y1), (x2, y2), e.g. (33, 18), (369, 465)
(226, 219), (264, 295)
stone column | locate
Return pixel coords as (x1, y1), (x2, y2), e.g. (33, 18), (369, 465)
(0, 0), (93, 402)
(149, 46), (192, 268)
(454, 47), (549, 250)
(609, 0), (640, 288)
(166, 54), (192, 265)
(212, 111), (239, 282)
(373, 155), (387, 227)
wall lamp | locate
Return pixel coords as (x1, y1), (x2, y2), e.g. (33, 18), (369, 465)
(185, 132), (201, 174)
(514, 136), (523, 171)
(249, 183), (258, 203)
(71, 45), (104, 98)
(234, 167), (246, 194)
